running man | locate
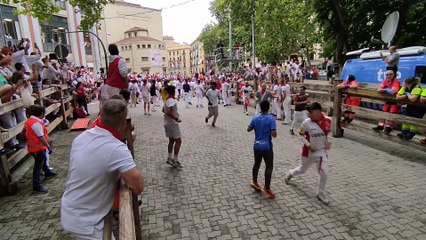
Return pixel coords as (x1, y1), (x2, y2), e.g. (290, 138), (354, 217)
(205, 81), (220, 127)
(248, 100), (277, 199)
(163, 85), (182, 168)
(194, 80), (205, 108)
(222, 79), (230, 107)
(281, 80), (292, 125)
(285, 102), (332, 205)
(241, 81), (253, 115)
(290, 86), (309, 135)
(273, 80), (283, 120)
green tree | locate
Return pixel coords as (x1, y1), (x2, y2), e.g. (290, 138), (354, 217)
(314, 0), (426, 67)
(0, 0), (113, 30)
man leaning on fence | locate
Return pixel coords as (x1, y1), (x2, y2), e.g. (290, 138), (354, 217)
(61, 99), (144, 240)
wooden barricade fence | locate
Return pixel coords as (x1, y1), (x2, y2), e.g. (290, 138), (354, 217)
(103, 118), (142, 240)
(290, 80), (336, 115)
(332, 83), (426, 149)
(0, 84), (74, 195)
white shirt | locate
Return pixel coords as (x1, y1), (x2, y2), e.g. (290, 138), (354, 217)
(129, 82), (139, 95)
(164, 98), (179, 125)
(206, 89), (220, 107)
(61, 127), (135, 235)
(140, 83), (151, 97)
(299, 117), (331, 158)
(222, 82), (229, 92)
(241, 86), (252, 98)
(282, 84), (291, 98)
(11, 50), (29, 72)
(30, 116), (44, 137)
(194, 83), (204, 93)
(273, 85), (283, 98)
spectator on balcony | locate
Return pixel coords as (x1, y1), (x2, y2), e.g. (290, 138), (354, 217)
(372, 70), (401, 134)
(101, 44), (128, 104)
(337, 74), (361, 123)
(396, 77), (425, 140)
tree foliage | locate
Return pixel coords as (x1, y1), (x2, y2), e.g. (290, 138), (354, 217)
(0, 0), (113, 30)
(314, 0), (426, 66)
(200, 0), (425, 67)
(200, 0), (320, 64)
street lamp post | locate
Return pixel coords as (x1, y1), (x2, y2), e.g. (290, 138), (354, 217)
(63, 30), (109, 71)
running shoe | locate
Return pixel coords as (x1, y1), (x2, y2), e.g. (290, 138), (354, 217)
(148, 113), (151, 116)
(144, 112), (147, 115)
(174, 161), (183, 168)
(290, 129), (295, 135)
(316, 193), (329, 205)
(205, 117), (208, 123)
(372, 125), (384, 132)
(284, 172), (293, 185)
(246, 111), (248, 116)
(166, 158), (174, 166)
(262, 188), (276, 199)
(384, 127), (392, 135)
(250, 182), (262, 191)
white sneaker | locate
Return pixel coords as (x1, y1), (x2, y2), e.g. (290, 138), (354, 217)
(316, 193), (329, 205)
(284, 172), (293, 185)
(166, 158), (174, 166)
(246, 111), (248, 115)
(173, 161), (183, 168)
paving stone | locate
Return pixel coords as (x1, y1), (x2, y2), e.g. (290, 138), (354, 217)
(0, 100), (425, 239)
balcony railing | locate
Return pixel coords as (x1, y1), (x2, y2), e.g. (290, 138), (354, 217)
(42, 42), (72, 54)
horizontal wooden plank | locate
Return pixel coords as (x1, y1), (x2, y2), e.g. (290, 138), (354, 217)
(343, 121), (424, 150)
(0, 99), (24, 116)
(63, 96), (74, 104)
(1, 122), (25, 143)
(45, 103), (61, 116)
(65, 107), (74, 118)
(8, 148), (28, 170)
(347, 105), (426, 128)
(47, 116), (63, 133)
(39, 87), (60, 98)
(344, 88), (425, 107)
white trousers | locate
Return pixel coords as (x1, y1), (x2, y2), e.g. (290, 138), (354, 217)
(283, 97), (292, 124)
(196, 91), (203, 106)
(290, 154), (328, 196)
(222, 90), (229, 105)
(291, 110), (308, 132)
(184, 92), (190, 107)
(273, 98), (282, 119)
(0, 109), (26, 146)
(227, 90), (232, 105)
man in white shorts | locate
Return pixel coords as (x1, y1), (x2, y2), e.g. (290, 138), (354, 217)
(164, 85), (183, 168)
(140, 79), (151, 115)
(241, 81), (253, 115)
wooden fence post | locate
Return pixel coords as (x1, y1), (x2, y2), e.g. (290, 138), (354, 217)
(332, 78), (344, 138)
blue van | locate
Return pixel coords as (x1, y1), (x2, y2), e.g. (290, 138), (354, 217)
(341, 46), (426, 86)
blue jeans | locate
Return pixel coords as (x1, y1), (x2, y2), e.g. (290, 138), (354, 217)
(32, 150), (52, 189)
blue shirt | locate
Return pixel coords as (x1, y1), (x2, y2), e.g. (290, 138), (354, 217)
(248, 114), (276, 150)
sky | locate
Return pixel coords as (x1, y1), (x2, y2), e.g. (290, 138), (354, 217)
(125, 0), (216, 44)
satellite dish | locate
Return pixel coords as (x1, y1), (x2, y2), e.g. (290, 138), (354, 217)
(381, 11), (399, 47)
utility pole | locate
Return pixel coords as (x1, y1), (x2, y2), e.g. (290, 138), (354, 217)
(228, 6), (232, 71)
(251, 0), (257, 91)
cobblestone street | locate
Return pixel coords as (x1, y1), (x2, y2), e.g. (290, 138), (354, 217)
(0, 100), (425, 240)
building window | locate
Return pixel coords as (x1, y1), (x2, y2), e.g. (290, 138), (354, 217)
(147, 44), (151, 49)
(54, 1), (66, 10)
(125, 46), (128, 50)
(125, 58), (130, 63)
(137, 44), (140, 49)
(40, 15), (70, 52)
(141, 57), (149, 62)
(162, 57), (166, 62)
(129, 45), (132, 50)
(142, 44), (146, 49)
(121, 46), (124, 51)
(128, 33), (131, 38)
(134, 32), (137, 37)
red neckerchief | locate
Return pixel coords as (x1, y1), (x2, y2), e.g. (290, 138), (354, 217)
(97, 122), (122, 141)
(313, 114), (330, 136)
(167, 94), (175, 100)
(261, 88), (266, 94)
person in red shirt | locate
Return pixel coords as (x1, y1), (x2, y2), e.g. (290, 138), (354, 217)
(337, 75), (361, 123)
(372, 70), (401, 134)
(100, 44), (128, 104)
(75, 82), (89, 116)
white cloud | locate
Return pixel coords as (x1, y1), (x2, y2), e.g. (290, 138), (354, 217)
(124, 0), (216, 44)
